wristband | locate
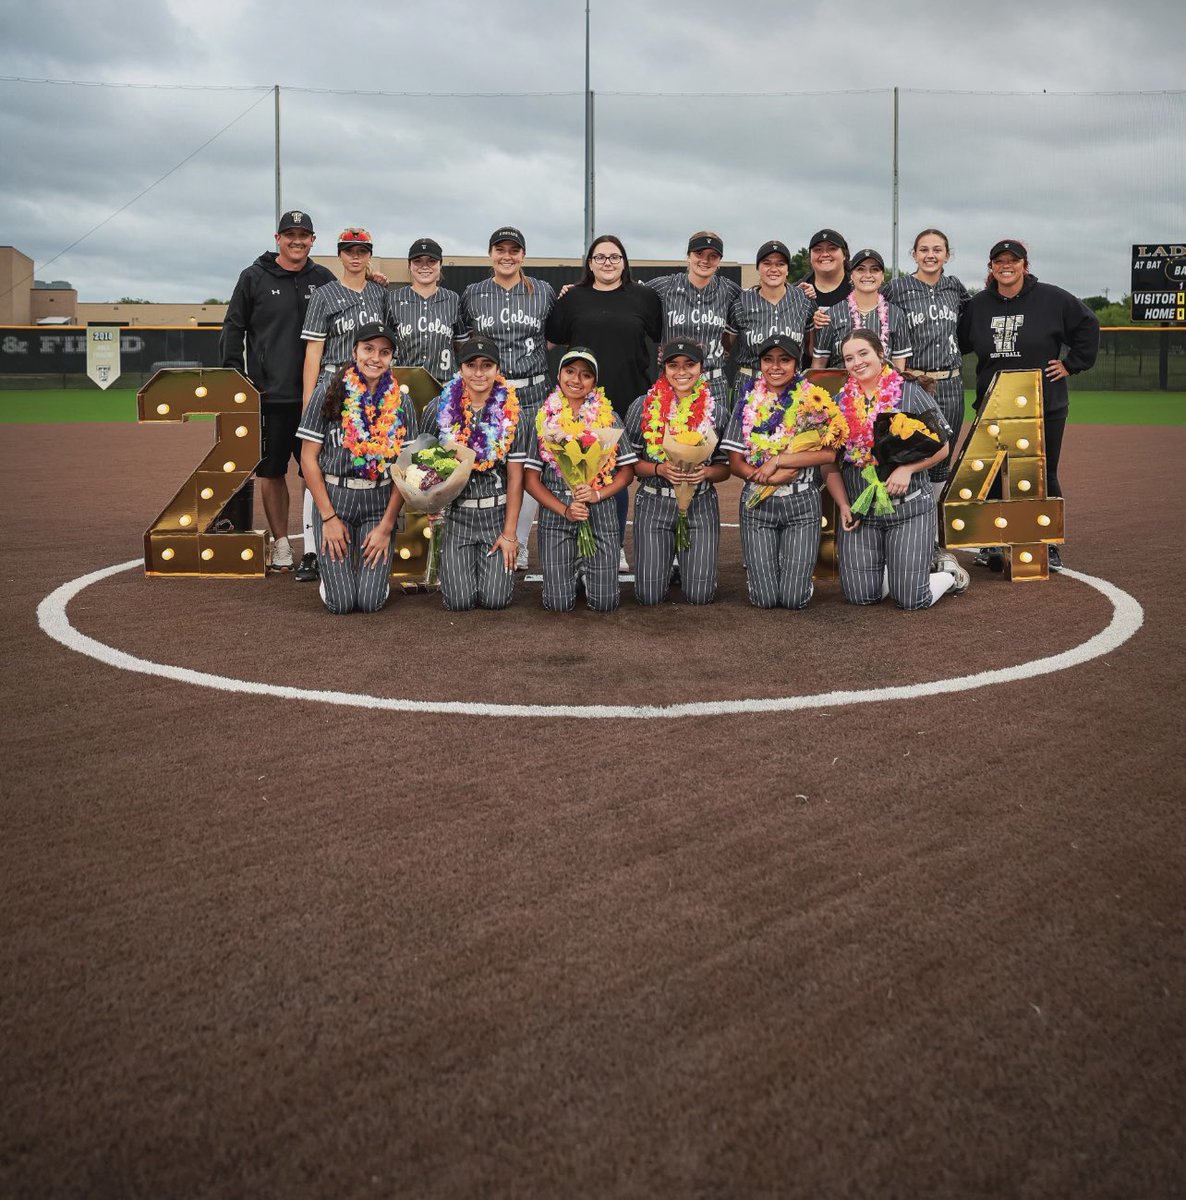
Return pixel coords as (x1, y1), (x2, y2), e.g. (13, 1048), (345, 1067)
(322, 511), (338, 522)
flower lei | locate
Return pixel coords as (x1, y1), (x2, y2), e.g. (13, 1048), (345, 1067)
(641, 377), (714, 462)
(836, 365), (903, 467)
(740, 375), (833, 465)
(847, 291), (890, 352)
(436, 373), (520, 471)
(535, 386), (618, 486)
(340, 366), (407, 480)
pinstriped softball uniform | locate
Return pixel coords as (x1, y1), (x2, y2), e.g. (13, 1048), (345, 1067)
(524, 415), (637, 612)
(813, 299), (914, 368)
(624, 385), (729, 605)
(727, 286), (817, 369)
(643, 273), (741, 375)
(837, 379), (952, 610)
(301, 279), (391, 371)
(386, 285), (465, 378)
(882, 272), (971, 483)
(419, 395), (529, 610)
(720, 395), (821, 608)
(459, 277), (556, 382)
(297, 382), (419, 614)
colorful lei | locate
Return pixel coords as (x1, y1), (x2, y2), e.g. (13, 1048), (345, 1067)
(436, 373), (520, 471)
(641, 377), (714, 463)
(835, 365), (904, 467)
(847, 291), (891, 352)
(740, 375), (839, 465)
(341, 366), (408, 479)
(535, 386), (618, 487)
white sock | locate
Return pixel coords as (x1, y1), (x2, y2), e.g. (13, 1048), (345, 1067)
(929, 571), (955, 605)
(880, 566), (890, 598)
(516, 494), (538, 553)
(302, 490), (315, 554)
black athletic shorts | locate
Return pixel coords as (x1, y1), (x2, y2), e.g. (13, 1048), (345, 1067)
(257, 402), (303, 478)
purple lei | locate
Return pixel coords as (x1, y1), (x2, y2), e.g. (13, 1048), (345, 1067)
(436, 373), (513, 467)
(734, 373), (806, 437)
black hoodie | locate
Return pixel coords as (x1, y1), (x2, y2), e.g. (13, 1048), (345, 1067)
(219, 251), (335, 404)
(958, 273), (1099, 416)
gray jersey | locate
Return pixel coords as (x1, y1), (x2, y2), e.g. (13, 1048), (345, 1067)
(387, 285), (466, 379)
(301, 279), (390, 370)
(297, 379), (419, 478)
(419, 389), (531, 502)
(728, 286), (817, 368)
(459, 277), (556, 380)
(881, 273), (970, 371)
(813, 298), (913, 369)
(720, 383), (824, 487)
(644, 273), (740, 373)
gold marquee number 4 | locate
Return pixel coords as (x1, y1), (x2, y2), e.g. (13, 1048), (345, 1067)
(138, 368), (266, 576)
(940, 368), (1065, 582)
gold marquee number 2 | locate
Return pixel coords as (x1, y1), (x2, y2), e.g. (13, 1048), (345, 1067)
(940, 368), (1065, 582)
(137, 368), (266, 576)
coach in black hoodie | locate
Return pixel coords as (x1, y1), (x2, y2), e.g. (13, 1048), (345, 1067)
(220, 210), (335, 569)
(958, 239), (1099, 526)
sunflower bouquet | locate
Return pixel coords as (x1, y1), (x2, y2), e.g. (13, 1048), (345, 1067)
(850, 410), (946, 518)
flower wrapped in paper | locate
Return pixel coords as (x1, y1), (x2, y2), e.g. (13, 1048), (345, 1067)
(390, 435), (477, 581)
(850, 409), (947, 518)
(661, 427), (718, 550)
(538, 419), (623, 558)
(744, 380), (848, 509)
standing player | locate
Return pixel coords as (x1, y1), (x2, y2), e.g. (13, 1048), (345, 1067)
(297, 226), (391, 582)
(460, 227), (555, 569)
(297, 322), (418, 614)
(387, 237), (466, 381)
(644, 231), (741, 394)
(797, 228), (852, 360)
(220, 209), (334, 572)
(728, 240), (816, 403)
(882, 228), (970, 574)
(419, 336), (527, 611)
(823, 330), (968, 610)
(811, 249), (912, 371)
(624, 339), (731, 606)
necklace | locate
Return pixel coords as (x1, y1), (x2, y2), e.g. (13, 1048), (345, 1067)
(535, 386), (618, 486)
(340, 366), (407, 479)
(436, 374), (520, 470)
(835, 366), (903, 468)
(847, 291), (891, 351)
(641, 377), (714, 462)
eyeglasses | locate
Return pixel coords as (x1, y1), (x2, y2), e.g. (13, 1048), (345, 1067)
(591, 253), (623, 265)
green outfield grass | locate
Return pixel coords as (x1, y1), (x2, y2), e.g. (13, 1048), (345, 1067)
(0, 387), (1183, 425)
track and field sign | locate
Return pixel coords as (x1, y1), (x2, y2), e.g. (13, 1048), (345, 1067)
(1130, 243), (1186, 323)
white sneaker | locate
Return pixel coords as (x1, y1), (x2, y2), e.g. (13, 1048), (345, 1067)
(270, 535), (294, 571)
(618, 548), (629, 573)
(515, 548), (529, 571)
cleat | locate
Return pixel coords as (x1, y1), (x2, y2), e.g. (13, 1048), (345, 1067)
(515, 548), (529, 571)
(1048, 545), (1064, 573)
(618, 547), (629, 573)
(270, 535), (294, 571)
(294, 552), (319, 582)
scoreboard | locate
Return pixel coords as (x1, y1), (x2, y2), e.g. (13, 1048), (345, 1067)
(1130, 243), (1186, 323)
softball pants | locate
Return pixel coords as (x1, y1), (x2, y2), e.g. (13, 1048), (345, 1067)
(928, 377), (964, 484)
(838, 487), (937, 611)
(538, 496), (621, 613)
(633, 482), (720, 606)
(514, 381), (550, 554)
(439, 501), (515, 611)
(313, 481), (395, 615)
(739, 482), (821, 610)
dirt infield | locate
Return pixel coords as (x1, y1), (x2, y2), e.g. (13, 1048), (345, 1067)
(2, 422), (1184, 1198)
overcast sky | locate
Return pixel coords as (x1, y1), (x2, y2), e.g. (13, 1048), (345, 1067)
(2, 0), (1183, 305)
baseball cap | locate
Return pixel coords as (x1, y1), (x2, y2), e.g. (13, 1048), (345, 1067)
(457, 335), (500, 365)
(337, 227), (373, 252)
(850, 248), (886, 271)
(277, 209), (315, 234)
(989, 239), (1028, 260)
(756, 334), (801, 361)
(659, 338), (705, 366)
(559, 347), (599, 377)
(688, 233), (724, 256)
(809, 228), (848, 252)
(755, 240), (792, 267)
(408, 237), (443, 261)
(353, 321), (396, 348)
(489, 227), (526, 251)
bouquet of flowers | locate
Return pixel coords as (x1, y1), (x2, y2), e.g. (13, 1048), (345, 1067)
(746, 383), (848, 509)
(538, 422), (623, 558)
(661, 427), (718, 550)
(850, 410), (946, 518)
(390, 435), (477, 583)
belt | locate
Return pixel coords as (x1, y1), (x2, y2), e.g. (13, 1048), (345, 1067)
(911, 368), (959, 380)
(738, 366), (756, 378)
(505, 372), (547, 389)
(704, 367), (725, 380)
(323, 472), (389, 490)
(320, 362), (339, 374)
(639, 481), (712, 498)
(747, 478), (813, 496)
(894, 487), (925, 506)
(457, 494), (507, 509)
